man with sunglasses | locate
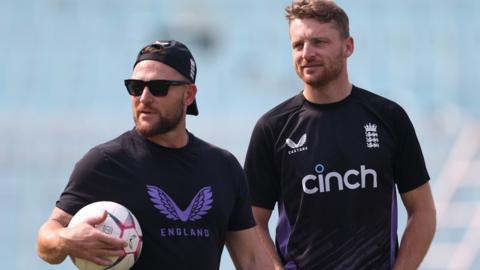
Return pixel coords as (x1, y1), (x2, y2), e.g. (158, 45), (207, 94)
(37, 40), (272, 269)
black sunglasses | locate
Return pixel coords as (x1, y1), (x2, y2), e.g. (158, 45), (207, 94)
(124, 79), (190, 97)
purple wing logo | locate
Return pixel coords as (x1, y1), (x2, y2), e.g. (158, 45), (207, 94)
(146, 185), (213, 222)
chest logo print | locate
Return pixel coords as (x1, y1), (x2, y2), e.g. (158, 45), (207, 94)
(286, 133), (308, 155)
(146, 185), (213, 222)
(286, 133), (307, 148)
(364, 123), (380, 148)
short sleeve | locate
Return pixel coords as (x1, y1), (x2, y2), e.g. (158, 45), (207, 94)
(228, 157), (256, 231)
(392, 106), (430, 193)
(56, 147), (110, 215)
(244, 119), (279, 210)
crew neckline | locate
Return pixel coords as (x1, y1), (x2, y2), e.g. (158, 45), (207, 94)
(302, 86), (356, 110)
(130, 128), (196, 152)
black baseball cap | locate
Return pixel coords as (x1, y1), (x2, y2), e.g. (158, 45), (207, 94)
(133, 40), (198, 116)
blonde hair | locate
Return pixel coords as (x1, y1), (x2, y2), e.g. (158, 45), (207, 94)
(285, 0), (350, 38)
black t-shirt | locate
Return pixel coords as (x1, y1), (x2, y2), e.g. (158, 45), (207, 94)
(244, 86), (429, 269)
(57, 130), (255, 270)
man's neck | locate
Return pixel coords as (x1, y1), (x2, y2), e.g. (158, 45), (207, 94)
(303, 78), (352, 104)
(146, 124), (189, 149)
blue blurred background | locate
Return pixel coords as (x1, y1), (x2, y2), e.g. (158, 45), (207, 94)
(1, 0), (479, 269)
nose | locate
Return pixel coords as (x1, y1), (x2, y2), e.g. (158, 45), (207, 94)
(138, 86), (154, 104)
(302, 42), (314, 61)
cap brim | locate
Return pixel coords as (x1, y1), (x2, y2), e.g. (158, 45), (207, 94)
(187, 99), (199, 116)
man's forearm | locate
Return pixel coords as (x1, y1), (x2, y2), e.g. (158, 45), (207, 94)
(36, 219), (68, 264)
(394, 209), (436, 270)
(256, 225), (284, 269)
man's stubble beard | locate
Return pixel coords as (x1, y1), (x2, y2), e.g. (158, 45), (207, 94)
(134, 101), (184, 138)
(300, 49), (346, 87)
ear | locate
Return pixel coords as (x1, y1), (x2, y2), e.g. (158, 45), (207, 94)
(184, 84), (197, 106)
(344, 36), (354, 58)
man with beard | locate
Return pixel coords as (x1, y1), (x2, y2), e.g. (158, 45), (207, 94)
(244, 1), (436, 269)
(37, 40), (273, 270)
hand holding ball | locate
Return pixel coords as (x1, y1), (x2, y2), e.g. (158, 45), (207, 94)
(68, 201), (143, 270)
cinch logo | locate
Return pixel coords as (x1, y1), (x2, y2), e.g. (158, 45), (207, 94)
(286, 133), (308, 155)
(302, 164), (378, 194)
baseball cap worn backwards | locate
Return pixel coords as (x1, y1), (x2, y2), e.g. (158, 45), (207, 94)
(134, 40), (199, 116)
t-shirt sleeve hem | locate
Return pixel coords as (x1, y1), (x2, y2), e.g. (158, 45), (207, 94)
(228, 221), (256, 231)
(398, 177), (430, 194)
(251, 200), (276, 210)
(55, 196), (88, 216)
